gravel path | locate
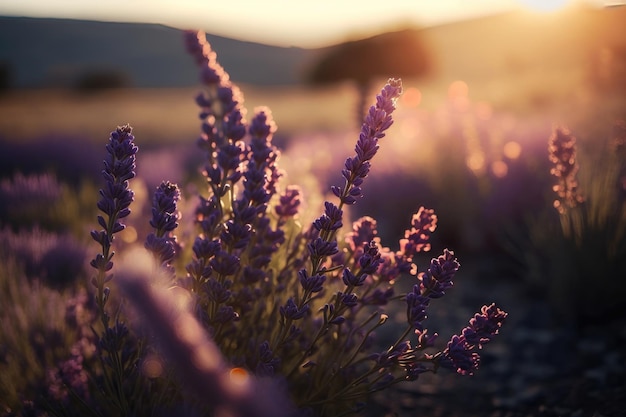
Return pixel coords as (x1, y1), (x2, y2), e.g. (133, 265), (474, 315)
(365, 260), (626, 417)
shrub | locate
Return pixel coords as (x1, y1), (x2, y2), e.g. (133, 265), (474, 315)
(19, 30), (507, 417)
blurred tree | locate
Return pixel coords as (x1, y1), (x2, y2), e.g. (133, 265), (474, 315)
(0, 61), (12, 92)
(74, 68), (130, 92)
(306, 28), (433, 126)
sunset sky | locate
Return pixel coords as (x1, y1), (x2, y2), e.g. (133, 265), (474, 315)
(0, 0), (615, 47)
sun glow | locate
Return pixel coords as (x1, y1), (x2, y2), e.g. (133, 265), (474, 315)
(516, 0), (571, 12)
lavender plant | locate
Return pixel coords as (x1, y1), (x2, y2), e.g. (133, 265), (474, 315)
(535, 122), (626, 321)
(548, 126), (585, 239)
(33, 30), (508, 417)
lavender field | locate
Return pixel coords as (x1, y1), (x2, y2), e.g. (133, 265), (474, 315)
(1, 6), (626, 417)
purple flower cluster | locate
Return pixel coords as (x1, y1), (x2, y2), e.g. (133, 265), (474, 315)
(439, 303), (508, 375)
(548, 126), (584, 213)
(89, 124), (137, 321)
(69, 30), (509, 417)
(145, 181), (181, 276)
(331, 79), (403, 206)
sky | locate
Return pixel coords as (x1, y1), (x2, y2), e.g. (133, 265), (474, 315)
(0, 0), (616, 47)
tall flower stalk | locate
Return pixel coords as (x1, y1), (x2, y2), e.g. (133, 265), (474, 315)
(88, 124), (141, 415)
(90, 124), (137, 326)
(548, 126), (584, 239)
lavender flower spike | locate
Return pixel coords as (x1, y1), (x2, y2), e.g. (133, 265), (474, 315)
(439, 303), (507, 375)
(90, 124), (137, 321)
(149, 181), (181, 237)
(145, 181), (181, 276)
(548, 126), (584, 213)
(332, 78), (402, 206)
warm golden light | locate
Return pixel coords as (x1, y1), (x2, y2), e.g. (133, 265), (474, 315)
(516, 0), (571, 12)
(448, 80), (470, 110)
(467, 151), (485, 172)
(448, 80), (468, 100)
(503, 141), (522, 160)
(401, 87), (422, 108)
(229, 367), (250, 386)
(491, 160), (509, 178)
(119, 225), (137, 243)
(475, 101), (493, 121)
(142, 355), (164, 378)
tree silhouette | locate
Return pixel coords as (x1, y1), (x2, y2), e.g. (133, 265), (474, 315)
(306, 28), (433, 126)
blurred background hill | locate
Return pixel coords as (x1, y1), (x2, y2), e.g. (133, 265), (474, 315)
(0, 16), (311, 88)
(0, 4), (624, 91)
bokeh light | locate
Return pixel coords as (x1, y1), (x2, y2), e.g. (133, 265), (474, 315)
(466, 151), (485, 173)
(119, 225), (138, 243)
(503, 141), (522, 160)
(142, 355), (164, 378)
(475, 101), (493, 120)
(400, 87), (422, 108)
(491, 160), (509, 178)
(229, 367), (250, 387)
(448, 80), (470, 111)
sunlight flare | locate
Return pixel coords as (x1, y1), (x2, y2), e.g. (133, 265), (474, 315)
(516, 0), (571, 12)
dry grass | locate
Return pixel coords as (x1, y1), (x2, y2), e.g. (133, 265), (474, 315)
(0, 83), (357, 145)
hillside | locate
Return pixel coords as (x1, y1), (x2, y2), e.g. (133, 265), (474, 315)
(0, 16), (312, 88)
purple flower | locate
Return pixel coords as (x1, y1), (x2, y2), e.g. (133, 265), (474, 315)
(313, 201), (344, 232)
(339, 291), (358, 308)
(440, 303), (507, 375)
(461, 303), (508, 349)
(548, 126), (584, 213)
(195, 195), (221, 236)
(414, 329), (438, 349)
(145, 233), (176, 267)
(275, 186), (302, 218)
(375, 340), (411, 368)
(220, 220), (252, 250)
(246, 108), (281, 201)
(299, 269), (326, 294)
(399, 206), (437, 259)
(439, 335), (480, 376)
(149, 181), (180, 237)
(331, 79), (402, 205)
(192, 236), (221, 260)
(347, 216), (379, 251)
(307, 236), (339, 258)
(419, 249), (459, 299)
(342, 268), (367, 287)
(204, 278), (232, 304)
(90, 124), (137, 320)
(255, 341), (280, 377)
(213, 305), (239, 324)
(280, 297), (309, 320)
(406, 285), (430, 330)
(145, 181), (180, 275)
(91, 125), (137, 244)
(209, 251), (240, 277)
(357, 240), (383, 275)
(46, 350), (89, 403)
